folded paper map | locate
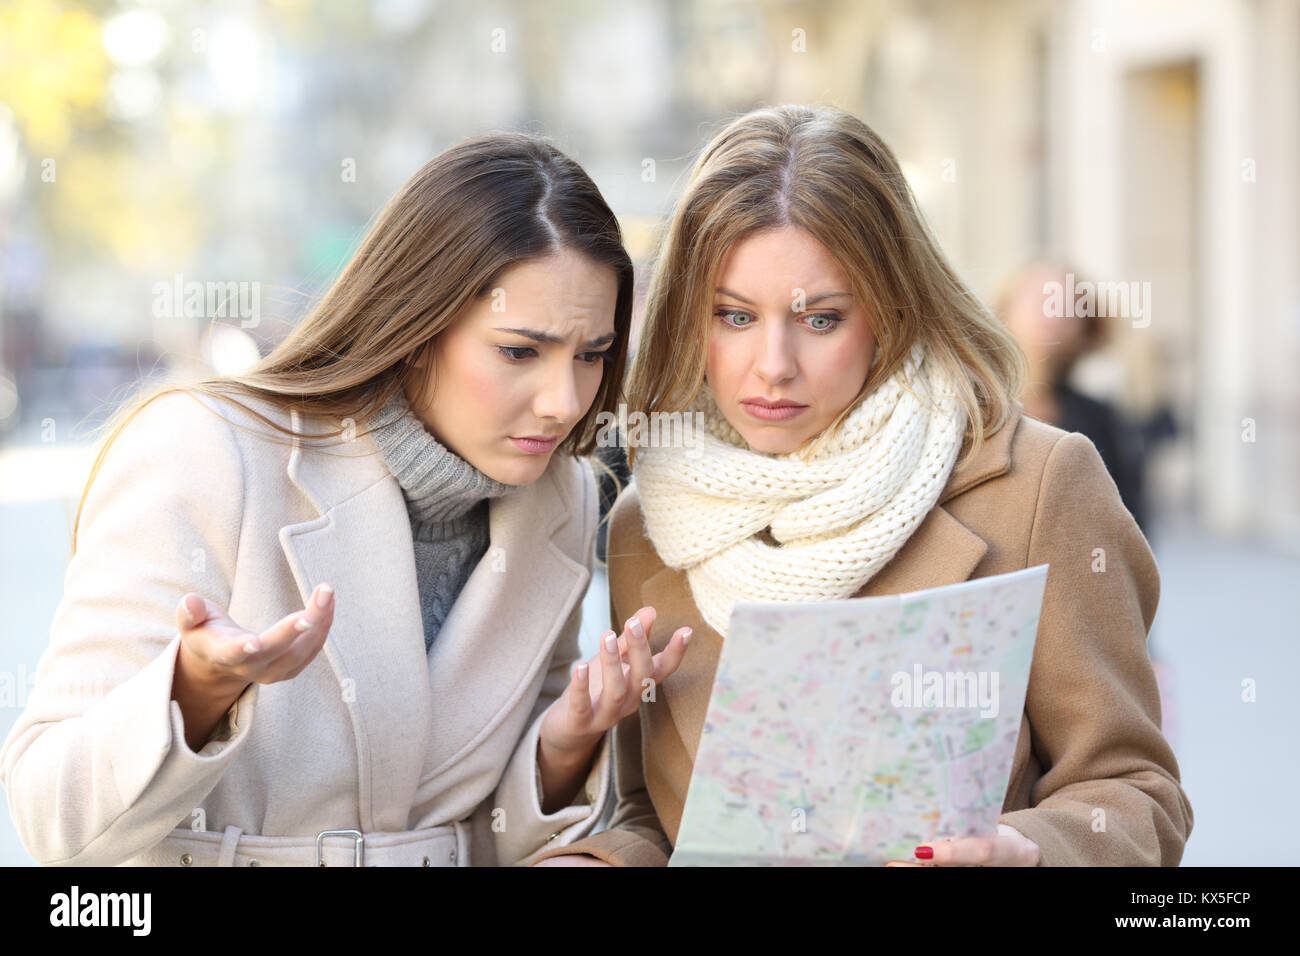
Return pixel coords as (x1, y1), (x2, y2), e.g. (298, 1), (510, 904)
(669, 564), (1049, 866)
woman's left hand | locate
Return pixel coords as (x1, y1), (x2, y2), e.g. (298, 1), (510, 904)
(540, 605), (691, 758)
(885, 824), (1041, 866)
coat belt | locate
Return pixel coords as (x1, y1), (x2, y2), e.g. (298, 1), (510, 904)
(126, 822), (470, 867)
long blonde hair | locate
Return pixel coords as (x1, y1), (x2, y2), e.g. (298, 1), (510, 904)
(73, 133), (633, 555)
(627, 104), (1025, 468)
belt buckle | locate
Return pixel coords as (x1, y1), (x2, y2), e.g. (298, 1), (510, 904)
(315, 829), (365, 867)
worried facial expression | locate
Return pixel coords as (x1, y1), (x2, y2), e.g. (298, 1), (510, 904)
(705, 225), (877, 455)
(407, 249), (618, 485)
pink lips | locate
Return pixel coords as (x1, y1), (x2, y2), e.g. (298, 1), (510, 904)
(741, 399), (808, 422)
(509, 435), (560, 454)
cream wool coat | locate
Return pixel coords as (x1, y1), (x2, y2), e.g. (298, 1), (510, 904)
(1, 390), (611, 866)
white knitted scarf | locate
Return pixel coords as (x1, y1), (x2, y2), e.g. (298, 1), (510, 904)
(634, 340), (968, 638)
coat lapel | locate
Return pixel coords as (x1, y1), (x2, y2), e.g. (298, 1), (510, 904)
(647, 403), (1023, 763)
(276, 411), (430, 831)
(420, 464), (589, 778)
(276, 410), (588, 830)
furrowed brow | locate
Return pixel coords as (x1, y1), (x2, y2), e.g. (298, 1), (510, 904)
(494, 327), (616, 348)
(715, 287), (756, 305)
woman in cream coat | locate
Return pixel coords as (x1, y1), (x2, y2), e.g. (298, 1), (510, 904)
(1, 133), (688, 867)
(533, 105), (1192, 867)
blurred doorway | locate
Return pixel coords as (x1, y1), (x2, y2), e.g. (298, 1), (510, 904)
(1120, 60), (1200, 522)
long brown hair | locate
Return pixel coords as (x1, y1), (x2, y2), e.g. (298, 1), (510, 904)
(627, 104), (1026, 468)
(73, 132), (633, 555)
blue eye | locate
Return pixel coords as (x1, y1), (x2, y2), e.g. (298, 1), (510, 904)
(804, 313), (842, 333)
(715, 310), (753, 329)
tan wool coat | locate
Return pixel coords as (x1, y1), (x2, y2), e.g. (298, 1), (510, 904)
(533, 402), (1193, 866)
(1, 390), (610, 866)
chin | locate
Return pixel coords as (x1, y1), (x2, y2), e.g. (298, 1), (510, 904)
(491, 455), (550, 487)
(727, 421), (804, 456)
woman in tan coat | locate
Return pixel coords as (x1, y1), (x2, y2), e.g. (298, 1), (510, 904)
(1, 133), (687, 867)
(533, 106), (1193, 867)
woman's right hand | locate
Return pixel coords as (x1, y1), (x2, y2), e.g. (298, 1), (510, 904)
(176, 583), (336, 692)
(172, 584), (336, 751)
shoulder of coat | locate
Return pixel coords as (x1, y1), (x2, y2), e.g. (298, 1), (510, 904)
(125, 390), (309, 493)
(120, 388), (240, 448)
(132, 387), (289, 437)
(977, 412), (1126, 523)
(942, 406), (1073, 505)
(1011, 412), (1121, 489)
(1008, 411), (1073, 471)
(88, 391), (251, 503)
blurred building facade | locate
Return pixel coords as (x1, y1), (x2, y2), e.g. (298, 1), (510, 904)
(0, 0), (1296, 548)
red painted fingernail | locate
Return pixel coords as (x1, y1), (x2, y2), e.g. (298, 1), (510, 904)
(914, 846), (933, 859)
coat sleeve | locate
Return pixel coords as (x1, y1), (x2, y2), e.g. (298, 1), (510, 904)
(490, 457), (614, 866)
(528, 485), (674, 867)
(0, 392), (260, 866)
(996, 431), (1193, 865)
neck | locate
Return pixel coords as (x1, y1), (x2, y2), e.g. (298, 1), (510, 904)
(367, 390), (517, 525)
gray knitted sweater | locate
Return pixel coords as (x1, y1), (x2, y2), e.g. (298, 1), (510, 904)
(367, 391), (519, 651)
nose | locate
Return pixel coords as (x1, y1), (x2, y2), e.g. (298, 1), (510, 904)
(534, 363), (584, 427)
(753, 320), (798, 385)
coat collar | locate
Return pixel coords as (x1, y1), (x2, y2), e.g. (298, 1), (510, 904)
(861, 399), (1022, 595)
(639, 402), (1024, 776)
(937, 401), (1022, 506)
(276, 409), (589, 830)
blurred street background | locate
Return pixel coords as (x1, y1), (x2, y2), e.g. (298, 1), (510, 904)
(1, 0), (1297, 865)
